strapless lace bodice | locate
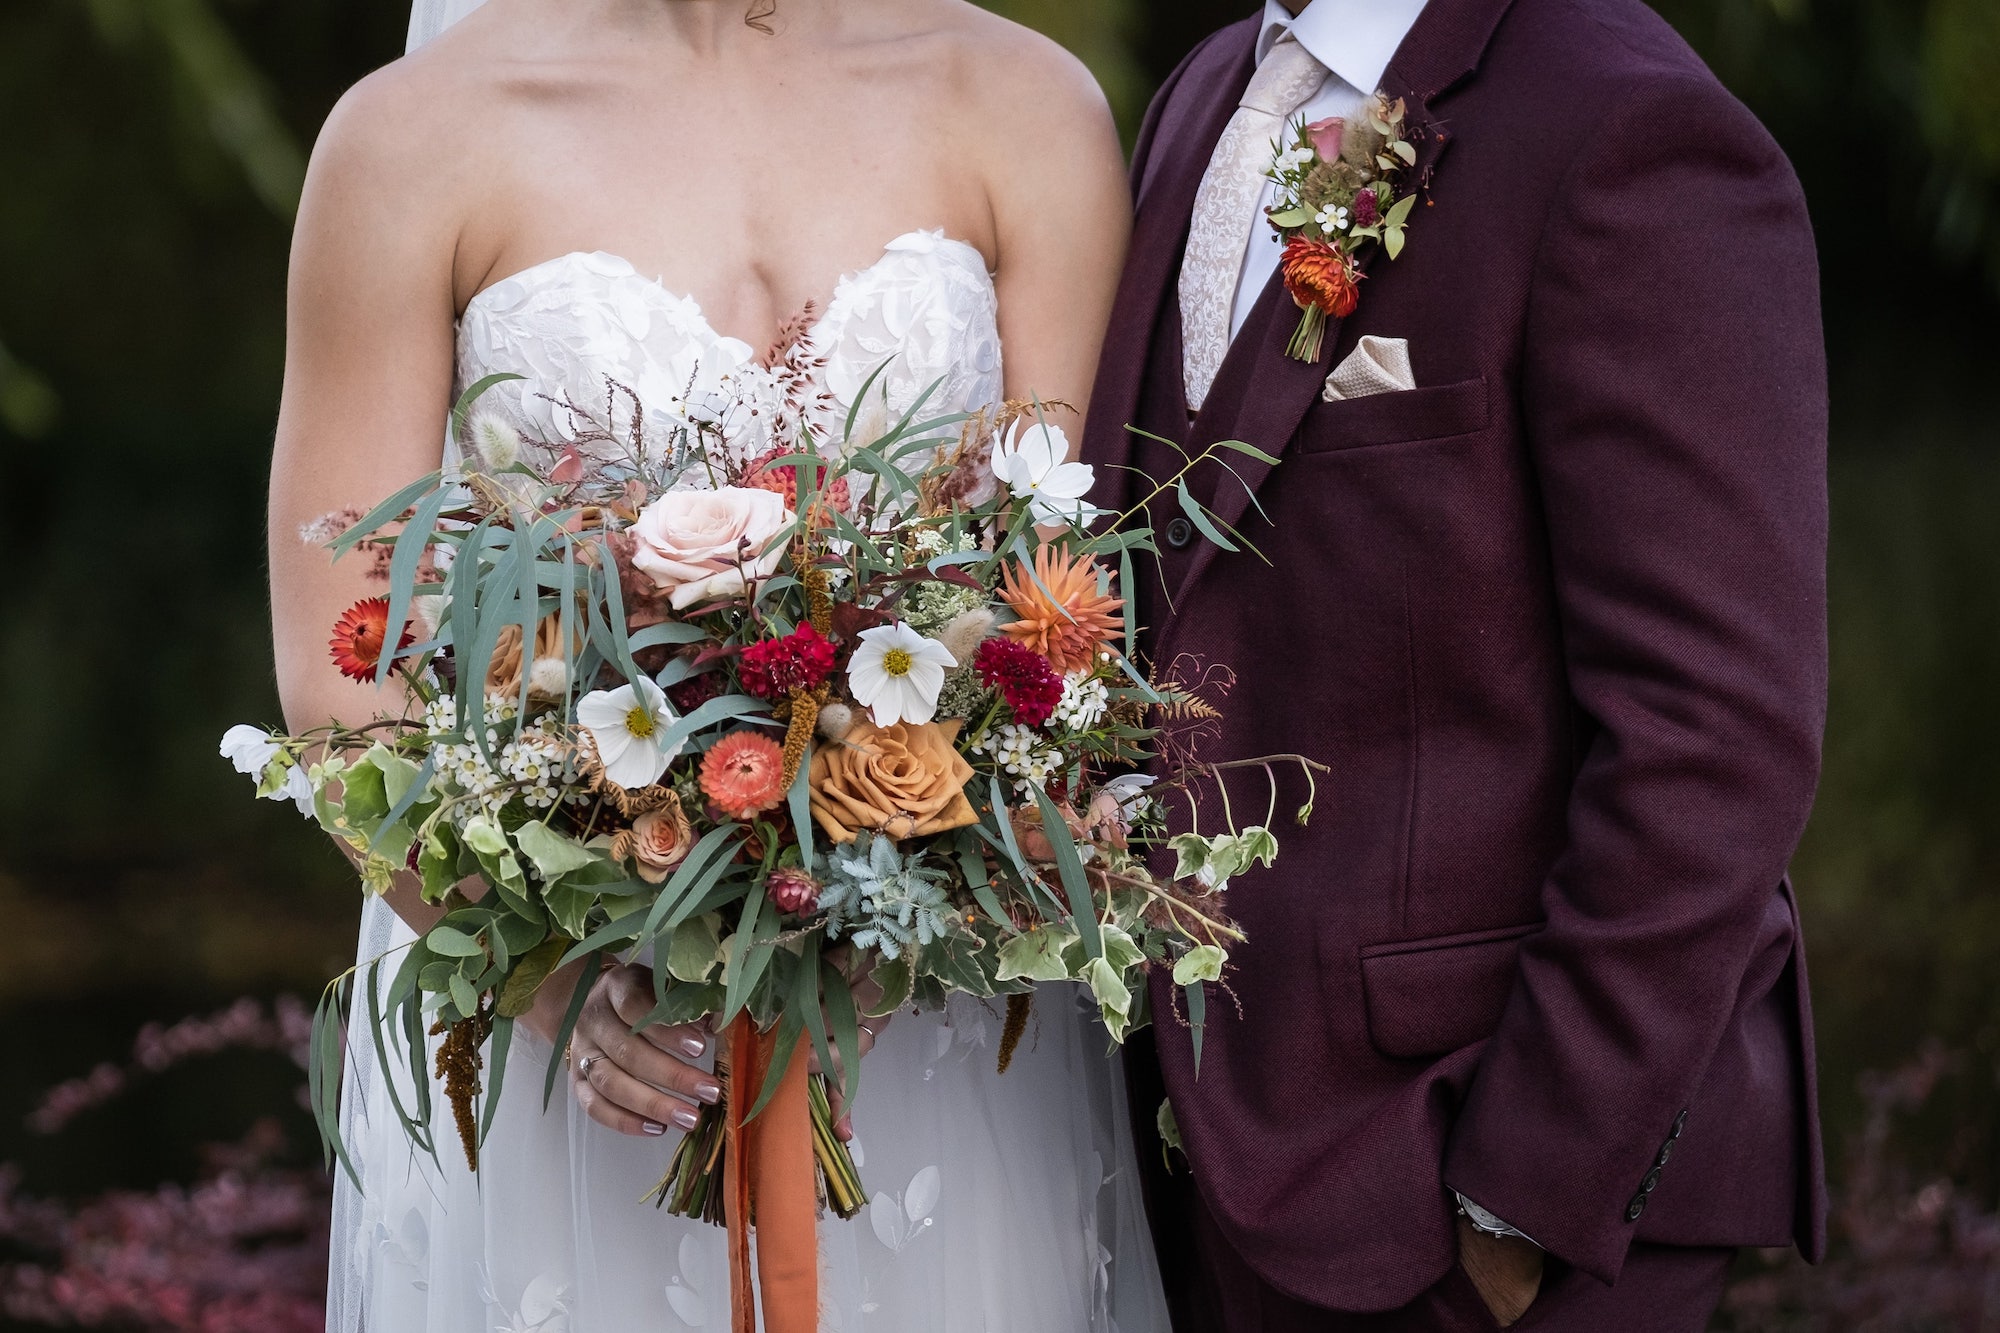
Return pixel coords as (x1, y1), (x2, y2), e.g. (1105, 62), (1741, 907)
(452, 229), (1002, 470)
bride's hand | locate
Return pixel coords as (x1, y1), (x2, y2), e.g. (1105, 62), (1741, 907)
(539, 962), (721, 1138)
(811, 956), (891, 1142)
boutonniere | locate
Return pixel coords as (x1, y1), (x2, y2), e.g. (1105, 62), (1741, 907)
(1263, 93), (1421, 363)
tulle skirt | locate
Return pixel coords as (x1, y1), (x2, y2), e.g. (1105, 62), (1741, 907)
(327, 896), (1169, 1332)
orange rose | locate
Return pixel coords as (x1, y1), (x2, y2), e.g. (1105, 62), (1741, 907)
(623, 793), (695, 883)
(807, 720), (978, 843)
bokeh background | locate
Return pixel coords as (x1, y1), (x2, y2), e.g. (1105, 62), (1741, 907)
(2, 0), (1997, 1327)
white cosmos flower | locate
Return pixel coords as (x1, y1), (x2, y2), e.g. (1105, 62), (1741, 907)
(990, 420), (1100, 527)
(219, 725), (280, 778)
(575, 677), (682, 789)
(847, 622), (957, 727)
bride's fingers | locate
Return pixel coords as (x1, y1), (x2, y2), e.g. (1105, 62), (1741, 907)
(575, 975), (722, 1110)
(602, 965), (711, 1060)
(818, 1017), (887, 1142)
(576, 1045), (702, 1137)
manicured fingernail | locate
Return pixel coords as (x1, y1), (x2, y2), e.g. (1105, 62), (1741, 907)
(680, 1033), (708, 1059)
(641, 1121), (667, 1136)
(671, 1105), (700, 1131)
(695, 1079), (722, 1105)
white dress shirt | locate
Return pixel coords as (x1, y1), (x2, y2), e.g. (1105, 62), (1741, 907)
(1224, 0), (1430, 341)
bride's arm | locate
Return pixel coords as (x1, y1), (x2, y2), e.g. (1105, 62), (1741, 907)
(270, 72), (466, 938)
(975, 32), (1132, 433)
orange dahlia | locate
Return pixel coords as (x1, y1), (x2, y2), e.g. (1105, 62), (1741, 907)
(700, 729), (788, 820)
(329, 596), (416, 683)
(998, 547), (1125, 676)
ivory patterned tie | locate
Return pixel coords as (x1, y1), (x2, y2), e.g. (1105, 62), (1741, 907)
(1179, 33), (1329, 411)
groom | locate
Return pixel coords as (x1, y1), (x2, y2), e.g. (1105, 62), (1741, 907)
(1084, 0), (1828, 1328)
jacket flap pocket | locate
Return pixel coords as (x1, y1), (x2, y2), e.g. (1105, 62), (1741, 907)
(1298, 374), (1490, 455)
(1360, 922), (1539, 1060)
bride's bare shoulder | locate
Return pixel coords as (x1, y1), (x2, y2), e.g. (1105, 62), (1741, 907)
(298, 20), (528, 254)
(912, 0), (1112, 120)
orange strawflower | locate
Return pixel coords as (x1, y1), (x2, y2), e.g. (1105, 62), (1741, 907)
(329, 596), (415, 682)
(998, 547), (1125, 676)
(700, 729), (788, 820)
(1281, 237), (1361, 319)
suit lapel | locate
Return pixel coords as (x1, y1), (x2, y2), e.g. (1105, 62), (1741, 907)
(1166, 0), (1519, 612)
(1084, 26), (1257, 512)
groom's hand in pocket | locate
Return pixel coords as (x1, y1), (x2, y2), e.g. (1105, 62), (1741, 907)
(563, 962), (723, 1138)
(1456, 1212), (1544, 1327)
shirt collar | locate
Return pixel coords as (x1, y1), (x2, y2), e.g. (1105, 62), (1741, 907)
(1256, 0), (1430, 97)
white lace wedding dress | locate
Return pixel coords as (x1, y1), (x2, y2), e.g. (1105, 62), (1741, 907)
(326, 231), (1169, 1333)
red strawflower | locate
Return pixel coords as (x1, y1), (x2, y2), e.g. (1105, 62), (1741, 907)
(738, 623), (838, 700)
(974, 637), (1065, 727)
(328, 597), (416, 683)
(767, 867), (821, 916)
(700, 730), (788, 820)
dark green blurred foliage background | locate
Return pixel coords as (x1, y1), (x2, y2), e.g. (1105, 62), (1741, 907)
(0, 0), (1996, 1324)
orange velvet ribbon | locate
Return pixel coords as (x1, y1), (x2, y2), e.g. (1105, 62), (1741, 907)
(724, 1014), (819, 1333)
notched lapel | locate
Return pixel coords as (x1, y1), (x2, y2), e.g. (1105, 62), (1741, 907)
(1165, 0), (1517, 614)
(1085, 25), (1257, 507)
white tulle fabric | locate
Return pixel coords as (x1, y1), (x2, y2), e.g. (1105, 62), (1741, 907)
(325, 234), (1167, 1333)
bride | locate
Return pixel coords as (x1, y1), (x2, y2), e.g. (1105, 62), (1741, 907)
(267, 0), (1156, 1329)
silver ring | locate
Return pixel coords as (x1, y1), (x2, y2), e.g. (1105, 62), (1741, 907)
(857, 1022), (879, 1042)
(577, 1054), (600, 1079)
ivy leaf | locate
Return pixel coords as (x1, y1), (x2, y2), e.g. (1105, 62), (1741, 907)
(1172, 944), (1228, 986)
(995, 928), (1074, 983)
(513, 822), (597, 880)
(1083, 957), (1134, 1043)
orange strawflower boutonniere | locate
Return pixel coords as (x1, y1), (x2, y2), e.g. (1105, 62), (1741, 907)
(1264, 93), (1421, 362)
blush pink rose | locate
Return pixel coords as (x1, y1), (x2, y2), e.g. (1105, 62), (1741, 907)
(629, 486), (794, 610)
(1306, 116), (1346, 162)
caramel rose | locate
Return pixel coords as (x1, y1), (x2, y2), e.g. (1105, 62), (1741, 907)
(618, 793), (695, 883)
(808, 719), (978, 843)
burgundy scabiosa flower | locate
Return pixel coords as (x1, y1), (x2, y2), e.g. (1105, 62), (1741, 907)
(1352, 187), (1382, 228)
(974, 637), (1065, 727)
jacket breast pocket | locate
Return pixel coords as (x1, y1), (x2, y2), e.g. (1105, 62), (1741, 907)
(1359, 922), (1540, 1061)
(1296, 374), (1490, 456)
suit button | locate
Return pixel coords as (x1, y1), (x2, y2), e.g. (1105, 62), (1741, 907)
(1642, 1169), (1661, 1194)
(1165, 516), (1195, 549)
(1625, 1197), (1646, 1222)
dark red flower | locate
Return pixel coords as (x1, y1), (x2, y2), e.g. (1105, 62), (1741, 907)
(1352, 187), (1381, 228)
(667, 669), (724, 715)
(974, 637), (1065, 727)
(329, 597), (416, 682)
(738, 623), (838, 700)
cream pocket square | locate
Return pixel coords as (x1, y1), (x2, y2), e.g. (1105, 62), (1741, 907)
(1322, 336), (1416, 402)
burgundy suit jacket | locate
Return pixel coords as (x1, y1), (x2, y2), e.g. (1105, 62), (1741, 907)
(1084, 0), (1828, 1312)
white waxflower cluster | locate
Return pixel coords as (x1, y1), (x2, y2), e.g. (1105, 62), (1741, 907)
(424, 696), (580, 817)
(976, 723), (1063, 793)
(1053, 673), (1109, 732)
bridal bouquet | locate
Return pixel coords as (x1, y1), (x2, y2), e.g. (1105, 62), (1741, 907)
(226, 352), (1315, 1319)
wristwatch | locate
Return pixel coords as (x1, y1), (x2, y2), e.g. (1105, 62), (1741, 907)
(1455, 1192), (1535, 1244)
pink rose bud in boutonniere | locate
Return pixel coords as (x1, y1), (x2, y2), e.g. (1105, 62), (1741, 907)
(1306, 116), (1345, 162)
(1352, 187), (1381, 228)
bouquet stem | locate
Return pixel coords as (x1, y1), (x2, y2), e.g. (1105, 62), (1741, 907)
(649, 1058), (864, 1221)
